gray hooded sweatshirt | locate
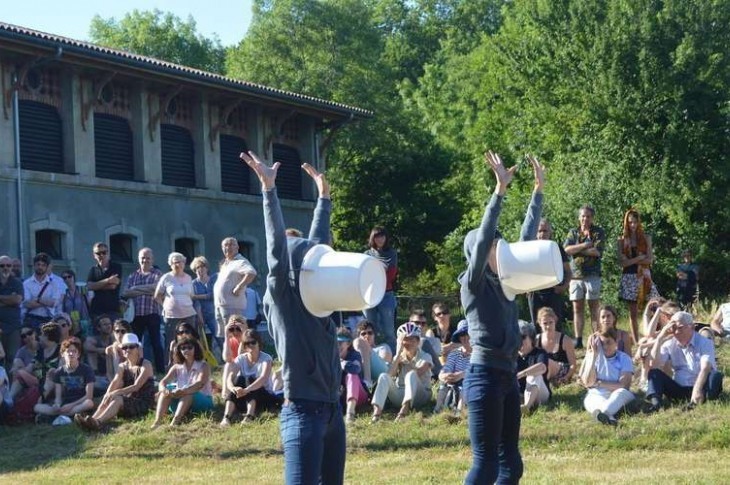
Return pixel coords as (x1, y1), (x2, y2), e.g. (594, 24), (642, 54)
(262, 188), (340, 403)
(459, 192), (543, 372)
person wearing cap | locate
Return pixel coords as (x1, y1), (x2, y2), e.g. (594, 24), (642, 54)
(516, 321), (551, 414)
(646, 310), (723, 412)
(76, 332), (155, 431)
(460, 151), (544, 484)
(241, 150), (345, 484)
(434, 319), (471, 416)
(371, 322), (433, 422)
(579, 327), (634, 426)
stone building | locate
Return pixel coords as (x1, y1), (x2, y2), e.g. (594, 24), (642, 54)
(0, 22), (369, 283)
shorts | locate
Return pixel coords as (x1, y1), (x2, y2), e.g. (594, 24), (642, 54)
(569, 276), (601, 301)
(619, 273), (660, 302)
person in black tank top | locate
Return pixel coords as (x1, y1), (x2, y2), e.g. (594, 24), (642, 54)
(536, 307), (577, 386)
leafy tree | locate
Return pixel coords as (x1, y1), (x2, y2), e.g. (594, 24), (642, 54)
(89, 9), (227, 74)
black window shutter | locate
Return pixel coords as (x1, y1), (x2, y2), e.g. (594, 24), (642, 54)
(161, 124), (195, 187)
(272, 144), (302, 200)
(18, 100), (64, 173)
(220, 134), (250, 194)
(94, 113), (134, 181)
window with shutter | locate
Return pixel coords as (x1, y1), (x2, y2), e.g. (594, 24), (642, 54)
(94, 113), (135, 181)
(272, 144), (303, 200)
(220, 135), (250, 194)
(18, 100), (64, 173)
(161, 124), (196, 187)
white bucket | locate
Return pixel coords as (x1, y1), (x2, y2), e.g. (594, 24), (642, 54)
(496, 239), (564, 301)
(299, 244), (387, 317)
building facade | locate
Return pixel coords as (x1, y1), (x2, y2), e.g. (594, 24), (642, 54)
(0, 22), (369, 282)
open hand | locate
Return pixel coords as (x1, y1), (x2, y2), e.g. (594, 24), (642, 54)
(485, 151), (516, 195)
(240, 151), (280, 190)
(527, 154), (546, 191)
(302, 163), (330, 199)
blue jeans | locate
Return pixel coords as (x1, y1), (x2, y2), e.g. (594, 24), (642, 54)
(280, 398), (346, 485)
(363, 291), (396, 353)
(464, 364), (523, 485)
(647, 368), (723, 402)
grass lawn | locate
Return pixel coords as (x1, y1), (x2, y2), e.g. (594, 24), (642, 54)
(2, 343), (729, 484)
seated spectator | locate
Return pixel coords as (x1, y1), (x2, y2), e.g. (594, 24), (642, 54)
(8, 327), (39, 401)
(152, 337), (213, 428)
(105, 319), (132, 384)
(0, 364), (10, 423)
(84, 314), (114, 391)
(709, 299), (730, 339)
(579, 328), (635, 426)
(336, 327), (368, 424)
(220, 329), (279, 427)
(34, 338), (95, 424)
(167, 321), (200, 368)
(598, 305), (632, 356)
(51, 313), (74, 341)
(646, 311), (723, 412)
(536, 307), (577, 386)
(434, 320), (471, 416)
(75, 333), (155, 431)
(34, 322), (62, 403)
(516, 321), (550, 414)
(634, 300), (678, 386)
(409, 310), (443, 379)
(428, 302), (458, 361)
(221, 314), (246, 398)
(371, 322), (432, 422)
(352, 319), (392, 388)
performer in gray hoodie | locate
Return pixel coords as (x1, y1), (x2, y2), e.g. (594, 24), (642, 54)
(461, 151), (545, 484)
(240, 151), (344, 485)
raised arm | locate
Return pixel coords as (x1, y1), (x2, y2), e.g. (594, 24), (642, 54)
(302, 163), (331, 245)
(519, 155), (545, 242)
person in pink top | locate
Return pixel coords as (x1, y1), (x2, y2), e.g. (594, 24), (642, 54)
(151, 337), (212, 428)
(154, 252), (197, 363)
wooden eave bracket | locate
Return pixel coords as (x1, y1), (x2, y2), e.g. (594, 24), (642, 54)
(148, 85), (183, 142)
(80, 71), (117, 131)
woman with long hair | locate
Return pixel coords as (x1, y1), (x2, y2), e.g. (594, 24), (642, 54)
(363, 226), (398, 353)
(618, 209), (659, 343)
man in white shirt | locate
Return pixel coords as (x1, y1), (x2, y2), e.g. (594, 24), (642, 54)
(22, 253), (63, 330)
(709, 302), (730, 338)
(213, 237), (257, 337)
(647, 311), (723, 411)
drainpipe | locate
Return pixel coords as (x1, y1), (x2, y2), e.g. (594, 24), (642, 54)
(12, 71), (25, 271)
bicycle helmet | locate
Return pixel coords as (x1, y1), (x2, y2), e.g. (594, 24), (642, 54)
(397, 322), (422, 339)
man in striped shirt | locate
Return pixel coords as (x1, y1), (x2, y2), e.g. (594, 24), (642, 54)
(434, 320), (471, 414)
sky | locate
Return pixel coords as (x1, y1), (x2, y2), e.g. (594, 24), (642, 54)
(1, 0), (254, 47)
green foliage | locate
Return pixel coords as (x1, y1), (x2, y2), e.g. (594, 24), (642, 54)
(88, 9), (227, 73)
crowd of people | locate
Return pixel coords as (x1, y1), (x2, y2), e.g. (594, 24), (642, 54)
(0, 149), (727, 484)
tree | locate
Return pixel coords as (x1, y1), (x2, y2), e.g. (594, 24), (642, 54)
(89, 9), (227, 74)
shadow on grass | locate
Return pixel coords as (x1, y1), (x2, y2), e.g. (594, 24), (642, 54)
(0, 423), (85, 474)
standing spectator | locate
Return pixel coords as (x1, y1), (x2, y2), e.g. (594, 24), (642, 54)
(371, 322), (433, 422)
(0, 254), (24, 365)
(618, 209), (659, 344)
(527, 219), (571, 328)
(676, 249), (699, 310)
(213, 237), (257, 344)
(190, 256), (219, 351)
(564, 204), (606, 349)
(11, 258), (23, 279)
(579, 328), (635, 426)
(363, 226), (398, 353)
(241, 151), (345, 484)
(646, 311), (723, 412)
(123, 248), (164, 373)
(460, 152), (544, 484)
(243, 286), (263, 329)
(60, 270), (91, 337)
(86, 242), (123, 320)
(155, 252), (197, 360)
(22, 253), (63, 329)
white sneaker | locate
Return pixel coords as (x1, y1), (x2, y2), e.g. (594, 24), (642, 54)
(52, 415), (72, 426)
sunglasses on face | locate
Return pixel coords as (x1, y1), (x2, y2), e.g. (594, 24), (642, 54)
(434, 311), (450, 317)
(243, 340), (258, 347)
(121, 345), (138, 351)
(0, 264), (12, 268)
(179, 345), (194, 352)
(360, 330), (374, 336)
(21, 332), (34, 338)
(228, 327), (243, 333)
(62, 274), (74, 280)
(94, 251), (108, 256)
(114, 329), (127, 334)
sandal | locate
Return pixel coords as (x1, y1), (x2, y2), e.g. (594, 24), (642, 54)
(241, 414), (256, 424)
(370, 413), (381, 424)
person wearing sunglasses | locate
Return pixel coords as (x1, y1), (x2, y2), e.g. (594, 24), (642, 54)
(22, 253), (63, 330)
(60, 270), (91, 338)
(352, 319), (392, 388)
(8, 327), (38, 401)
(76, 333), (155, 431)
(429, 302), (459, 361)
(167, 322), (200, 368)
(151, 337), (213, 428)
(105, 319), (132, 384)
(0, 254), (24, 367)
(221, 315), (246, 399)
(220, 329), (279, 426)
(241, 151), (345, 484)
(86, 242), (123, 321)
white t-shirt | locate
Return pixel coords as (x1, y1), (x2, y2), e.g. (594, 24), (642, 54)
(233, 351), (274, 392)
(214, 255), (257, 310)
(395, 350), (433, 388)
(719, 303), (730, 332)
(156, 273), (196, 318)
